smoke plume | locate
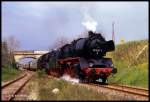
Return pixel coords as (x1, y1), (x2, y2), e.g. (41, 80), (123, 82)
(81, 7), (98, 32)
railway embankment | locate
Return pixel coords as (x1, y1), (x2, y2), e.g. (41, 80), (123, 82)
(107, 39), (148, 88)
(19, 70), (148, 101)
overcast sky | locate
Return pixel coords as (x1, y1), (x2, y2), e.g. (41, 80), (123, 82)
(2, 2), (148, 51)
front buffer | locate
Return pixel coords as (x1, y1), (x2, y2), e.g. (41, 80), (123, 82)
(79, 57), (117, 84)
(81, 67), (117, 83)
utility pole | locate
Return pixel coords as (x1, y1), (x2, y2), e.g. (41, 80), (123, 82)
(112, 21), (115, 43)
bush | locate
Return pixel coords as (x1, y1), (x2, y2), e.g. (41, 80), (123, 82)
(2, 66), (22, 82)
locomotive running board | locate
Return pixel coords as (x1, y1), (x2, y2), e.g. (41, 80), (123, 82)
(58, 57), (80, 64)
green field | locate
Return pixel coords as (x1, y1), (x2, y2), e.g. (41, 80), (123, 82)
(107, 39), (148, 88)
(2, 66), (22, 82)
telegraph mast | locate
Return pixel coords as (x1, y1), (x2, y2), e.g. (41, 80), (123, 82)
(112, 22), (115, 43)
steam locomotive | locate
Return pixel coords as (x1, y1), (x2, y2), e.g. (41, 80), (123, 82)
(37, 31), (117, 83)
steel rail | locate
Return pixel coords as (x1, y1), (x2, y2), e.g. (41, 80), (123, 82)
(89, 83), (149, 98)
(2, 71), (34, 101)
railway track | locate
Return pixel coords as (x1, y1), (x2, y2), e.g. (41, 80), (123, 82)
(49, 75), (149, 99)
(1, 70), (34, 101)
(88, 83), (149, 99)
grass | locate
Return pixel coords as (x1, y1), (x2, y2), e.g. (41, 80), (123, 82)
(109, 61), (148, 88)
(112, 39), (148, 66)
(2, 66), (22, 82)
(107, 39), (148, 88)
(25, 71), (137, 100)
(37, 69), (46, 77)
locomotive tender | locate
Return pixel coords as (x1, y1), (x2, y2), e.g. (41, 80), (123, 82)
(37, 31), (117, 83)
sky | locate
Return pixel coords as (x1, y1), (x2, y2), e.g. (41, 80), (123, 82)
(2, 2), (148, 51)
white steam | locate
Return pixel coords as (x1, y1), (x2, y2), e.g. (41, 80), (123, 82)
(81, 7), (98, 32)
(61, 75), (79, 84)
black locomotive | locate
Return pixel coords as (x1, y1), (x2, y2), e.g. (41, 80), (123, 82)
(37, 31), (117, 83)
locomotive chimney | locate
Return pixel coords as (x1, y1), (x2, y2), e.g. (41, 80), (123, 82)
(88, 31), (94, 37)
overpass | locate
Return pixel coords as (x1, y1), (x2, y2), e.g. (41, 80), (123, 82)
(13, 50), (49, 62)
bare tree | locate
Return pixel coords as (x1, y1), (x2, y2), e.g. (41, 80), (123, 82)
(76, 30), (105, 38)
(5, 35), (20, 53)
(3, 35), (20, 68)
(1, 41), (9, 67)
(49, 31), (89, 51)
(77, 30), (89, 38)
(52, 36), (69, 49)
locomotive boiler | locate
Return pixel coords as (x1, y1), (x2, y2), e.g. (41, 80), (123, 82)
(37, 31), (117, 84)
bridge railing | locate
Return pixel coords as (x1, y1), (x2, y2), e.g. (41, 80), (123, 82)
(13, 50), (49, 55)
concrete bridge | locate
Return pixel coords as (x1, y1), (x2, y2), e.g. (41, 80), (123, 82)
(13, 50), (49, 62)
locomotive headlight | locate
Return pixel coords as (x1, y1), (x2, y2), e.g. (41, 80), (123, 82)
(89, 63), (93, 67)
